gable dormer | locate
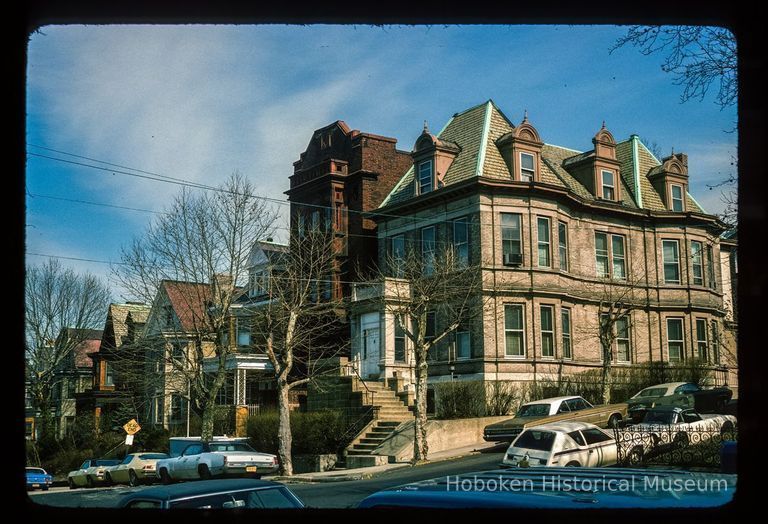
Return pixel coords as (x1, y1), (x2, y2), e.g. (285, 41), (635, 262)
(592, 124), (622, 202)
(496, 112), (544, 182)
(411, 122), (460, 196)
(649, 152), (689, 212)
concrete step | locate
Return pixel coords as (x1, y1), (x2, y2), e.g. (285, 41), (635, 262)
(352, 443), (380, 451)
(360, 437), (388, 444)
(375, 420), (404, 427)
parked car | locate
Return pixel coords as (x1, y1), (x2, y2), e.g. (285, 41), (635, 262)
(117, 478), (304, 509)
(105, 452), (169, 486)
(483, 396), (627, 442)
(25, 467), (53, 491)
(626, 382), (732, 422)
(501, 421), (618, 468)
(356, 467), (736, 508)
(628, 405), (736, 450)
(67, 459), (121, 489)
(155, 438), (279, 483)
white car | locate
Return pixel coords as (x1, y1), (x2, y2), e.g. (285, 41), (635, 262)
(104, 452), (168, 486)
(501, 421), (618, 468)
(156, 437), (279, 483)
(67, 459), (121, 489)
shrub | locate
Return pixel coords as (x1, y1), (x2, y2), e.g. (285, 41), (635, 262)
(485, 381), (520, 416)
(246, 409), (354, 456)
(435, 380), (486, 419)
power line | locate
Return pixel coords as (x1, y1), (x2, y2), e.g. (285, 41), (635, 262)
(26, 191), (168, 215)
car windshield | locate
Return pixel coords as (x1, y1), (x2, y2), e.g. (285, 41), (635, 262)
(26, 468), (46, 474)
(643, 411), (676, 424)
(208, 443), (256, 453)
(138, 453), (168, 460)
(517, 404), (551, 417)
(634, 387), (668, 399)
(513, 430), (556, 452)
(96, 460), (120, 466)
(168, 487), (298, 509)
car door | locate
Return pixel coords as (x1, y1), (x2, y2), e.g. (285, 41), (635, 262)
(567, 399), (591, 423)
(179, 444), (203, 478)
(581, 428), (616, 466)
(75, 461), (90, 485)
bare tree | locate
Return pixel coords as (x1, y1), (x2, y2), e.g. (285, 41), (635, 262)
(248, 227), (347, 475)
(611, 26), (737, 109)
(112, 173), (278, 441)
(25, 259), (112, 439)
(365, 244), (483, 462)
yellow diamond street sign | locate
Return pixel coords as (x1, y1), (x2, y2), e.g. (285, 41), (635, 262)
(123, 419), (141, 435)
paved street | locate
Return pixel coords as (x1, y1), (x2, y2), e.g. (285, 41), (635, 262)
(27, 448), (505, 509)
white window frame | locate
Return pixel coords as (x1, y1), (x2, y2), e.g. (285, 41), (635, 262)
(537, 217), (551, 268)
(616, 316), (631, 363)
(520, 152), (535, 181)
(561, 307), (572, 359)
(504, 304), (526, 358)
(695, 318), (709, 362)
(394, 320), (406, 362)
(691, 240), (704, 286)
(501, 213), (522, 262)
(666, 318), (685, 362)
(662, 239), (681, 284)
(421, 226), (436, 275)
(558, 221), (568, 271)
(453, 217), (469, 267)
(540, 305), (555, 358)
(391, 234), (405, 277)
(670, 184), (685, 212)
(418, 159), (434, 195)
(601, 169), (616, 200)
(595, 232), (627, 280)
(456, 330), (471, 360)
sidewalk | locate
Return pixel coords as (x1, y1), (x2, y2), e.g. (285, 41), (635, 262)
(271, 442), (502, 483)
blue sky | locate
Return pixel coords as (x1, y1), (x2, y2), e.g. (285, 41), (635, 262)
(25, 25), (737, 300)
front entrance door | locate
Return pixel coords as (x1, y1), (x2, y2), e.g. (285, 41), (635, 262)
(360, 312), (380, 379)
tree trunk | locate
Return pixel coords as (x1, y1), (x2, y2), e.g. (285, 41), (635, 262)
(200, 402), (216, 441)
(276, 380), (293, 476)
(413, 353), (429, 462)
(601, 343), (612, 405)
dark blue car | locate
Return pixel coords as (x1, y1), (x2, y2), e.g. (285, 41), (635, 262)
(26, 467), (53, 491)
(357, 467), (736, 509)
(117, 478), (304, 509)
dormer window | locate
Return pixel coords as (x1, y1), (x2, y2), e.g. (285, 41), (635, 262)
(670, 184), (685, 212)
(418, 160), (434, 195)
(601, 170), (616, 200)
(520, 152), (535, 182)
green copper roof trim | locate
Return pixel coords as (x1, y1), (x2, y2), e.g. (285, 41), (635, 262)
(631, 134), (644, 209)
(379, 113), (456, 208)
(475, 101), (493, 178)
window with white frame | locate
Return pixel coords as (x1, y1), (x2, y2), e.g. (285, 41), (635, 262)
(504, 304), (525, 357)
(662, 240), (681, 284)
(706, 245), (717, 289)
(691, 241), (704, 286)
(595, 232), (626, 279)
(666, 318), (685, 361)
(171, 341), (186, 363)
(671, 184), (685, 212)
(561, 307), (572, 359)
(537, 217), (551, 268)
(456, 330), (470, 359)
(711, 320), (720, 364)
(421, 226), (436, 275)
(696, 318), (709, 361)
(391, 235), (405, 277)
(601, 170), (616, 200)
(501, 213), (522, 264)
(105, 361), (115, 386)
(540, 305), (555, 358)
(616, 316), (631, 362)
(418, 160), (434, 195)
(453, 217), (469, 267)
(169, 394), (187, 423)
(237, 319), (251, 347)
(394, 320), (406, 362)
(520, 152), (535, 181)
(558, 221), (568, 271)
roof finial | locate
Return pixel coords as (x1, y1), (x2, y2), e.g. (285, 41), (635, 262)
(601, 120), (606, 129)
(423, 120), (429, 134)
(523, 109), (529, 122)
(671, 146), (675, 156)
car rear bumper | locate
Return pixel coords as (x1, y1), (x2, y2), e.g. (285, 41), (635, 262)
(221, 464), (280, 476)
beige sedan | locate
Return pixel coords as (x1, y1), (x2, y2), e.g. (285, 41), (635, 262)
(105, 453), (168, 486)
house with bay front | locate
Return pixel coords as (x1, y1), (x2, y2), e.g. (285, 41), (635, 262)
(350, 100), (738, 408)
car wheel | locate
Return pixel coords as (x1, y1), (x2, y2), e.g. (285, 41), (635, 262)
(68, 478), (76, 490)
(628, 446), (644, 465)
(128, 469), (139, 487)
(86, 476), (94, 489)
(565, 461), (581, 467)
(42, 486), (49, 491)
(608, 414), (621, 429)
(105, 472), (113, 486)
(198, 464), (212, 480)
(159, 468), (172, 485)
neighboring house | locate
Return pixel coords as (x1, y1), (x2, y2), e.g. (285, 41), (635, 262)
(718, 229), (738, 394)
(75, 302), (151, 432)
(350, 100), (737, 404)
(285, 120), (413, 301)
(50, 328), (103, 439)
